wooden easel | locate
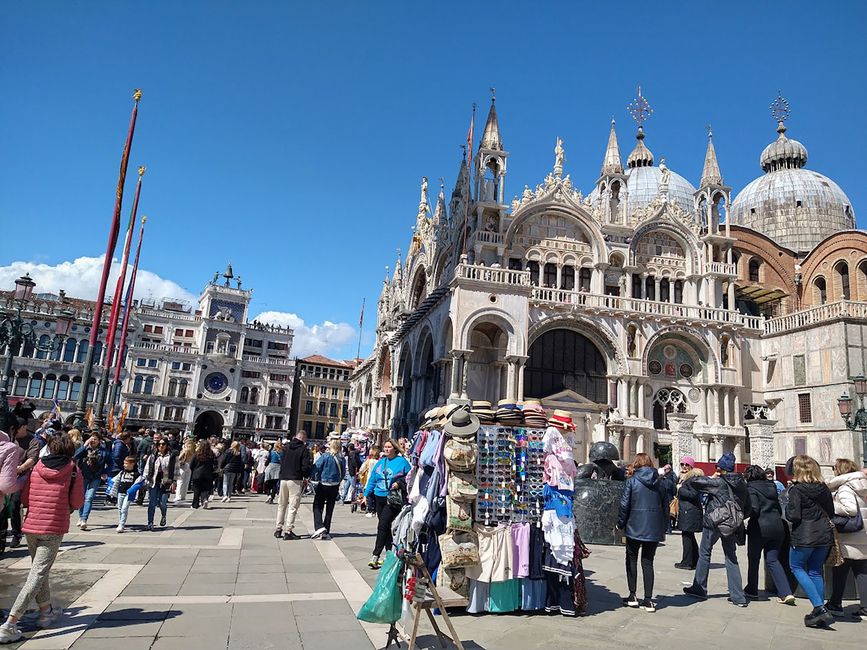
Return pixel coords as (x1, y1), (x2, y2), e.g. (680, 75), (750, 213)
(403, 555), (466, 650)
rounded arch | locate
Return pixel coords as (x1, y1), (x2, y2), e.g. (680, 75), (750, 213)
(407, 263), (429, 311)
(194, 410), (224, 438)
(525, 328), (607, 403)
(528, 314), (625, 375)
(375, 344), (392, 393)
(629, 220), (700, 275)
(459, 307), (522, 355)
(505, 203), (608, 264)
(438, 317), (454, 359)
(641, 325), (719, 383)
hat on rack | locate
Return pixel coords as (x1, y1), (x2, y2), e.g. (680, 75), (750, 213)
(470, 400), (496, 424)
(444, 408), (481, 437)
(521, 399), (548, 428)
(439, 404), (463, 426)
(495, 399), (523, 425)
(421, 406), (442, 428)
(549, 409), (575, 431)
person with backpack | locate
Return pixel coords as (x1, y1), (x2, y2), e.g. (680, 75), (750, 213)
(786, 454), (836, 627)
(617, 453), (669, 612)
(679, 451), (752, 606)
(742, 465), (794, 604)
(0, 433), (84, 643)
(1, 416), (35, 553)
(72, 434), (108, 531)
(310, 439), (345, 540)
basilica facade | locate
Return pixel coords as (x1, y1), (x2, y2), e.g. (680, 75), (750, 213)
(349, 93), (866, 471)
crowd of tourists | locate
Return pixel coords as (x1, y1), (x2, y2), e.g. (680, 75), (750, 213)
(2, 407), (867, 642)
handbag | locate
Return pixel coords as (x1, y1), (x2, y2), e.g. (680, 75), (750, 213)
(443, 438), (476, 472)
(387, 486), (406, 508)
(447, 471), (478, 503)
(831, 488), (865, 533)
(446, 495), (473, 531)
(669, 495), (679, 519)
(439, 530), (480, 569)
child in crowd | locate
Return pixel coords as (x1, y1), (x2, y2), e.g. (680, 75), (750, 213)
(112, 455), (143, 533)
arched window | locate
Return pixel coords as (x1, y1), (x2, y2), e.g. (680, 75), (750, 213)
(57, 375), (70, 400)
(86, 379), (97, 401)
(22, 337), (35, 358)
(70, 377), (82, 401)
(35, 334), (51, 359)
(525, 329), (607, 402)
(76, 340), (89, 364)
(63, 338), (76, 362)
(543, 263), (557, 288)
(132, 375), (143, 394)
(168, 378), (178, 397)
(178, 379), (188, 398)
(561, 266), (575, 290)
(13, 371), (28, 396)
(92, 342), (103, 366)
(28, 372), (43, 398)
(250, 387), (260, 405)
(42, 374), (57, 398)
(527, 261), (540, 286)
(579, 268), (592, 292)
(836, 261), (851, 300)
(659, 278), (670, 302)
(268, 389), (277, 406)
(144, 377), (155, 395)
(278, 389), (286, 407)
(815, 277), (828, 305)
(674, 279), (684, 304)
(645, 276), (656, 301)
(748, 259), (761, 282)
(652, 388), (687, 430)
(240, 387), (249, 404)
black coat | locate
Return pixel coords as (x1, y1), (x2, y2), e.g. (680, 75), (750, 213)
(786, 482), (835, 548)
(676, 470), (705, 533)
(280, 438), (312, 481)
(679, 473), (752, 530)
(190, 456), (216, 483)
(220, 450), (244, 474)
(746, 479), (786, 542)
(618, 467), (669, 542)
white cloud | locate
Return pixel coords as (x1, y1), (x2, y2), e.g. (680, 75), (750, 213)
(254, 310), (356, 359)
(0, 256), (197, 306)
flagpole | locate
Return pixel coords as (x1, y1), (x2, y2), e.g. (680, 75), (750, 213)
(74, 89), (142, 430)
(355, 298), (364, 365)
(95, 166), (144, 425)
(110, 216), (146, 410)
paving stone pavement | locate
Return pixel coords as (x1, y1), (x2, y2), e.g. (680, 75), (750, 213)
(1, 490), (865, 650)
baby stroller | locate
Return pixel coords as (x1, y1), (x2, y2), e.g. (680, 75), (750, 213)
(350, 478), (365, 513)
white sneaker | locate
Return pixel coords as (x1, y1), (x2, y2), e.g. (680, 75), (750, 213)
(37, 606), (60, 629)
(117, 525), (125, 533)
(226, 496), (231, 502)
(203, 501), (209, 510)
(76, 520), (84, 529)
(310, 527), (326, 539)
(0, 622), (23, 643)
(221, 496), (228, 502)
(365, 512), (374, 518)
(79, 522), (88, 531)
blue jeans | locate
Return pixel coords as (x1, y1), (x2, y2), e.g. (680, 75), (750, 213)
(691, 526), (746, 604)
(147, 487), (169, 525)
(117, 492), (132, 527)
(79, 478), (102, 522)
(339, 473), (353, 502)
(789, 545), (830, 607)
(223, 472), (238, 497)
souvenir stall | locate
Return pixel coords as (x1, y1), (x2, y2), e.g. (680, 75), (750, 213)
(359, 400), (591, 641)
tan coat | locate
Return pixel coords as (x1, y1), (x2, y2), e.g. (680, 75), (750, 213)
(827, 471), (867, 561)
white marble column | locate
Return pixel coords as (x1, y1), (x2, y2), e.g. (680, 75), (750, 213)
(637, 380), (645, 419)
(722, 390), (731, 427)
(700, 437), (711, 462)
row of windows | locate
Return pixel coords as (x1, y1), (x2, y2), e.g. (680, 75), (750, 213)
(143, 324), (164, 335)
(304, 400), (349, 417)
(10, 371), (95, 401)
(130, 376), (189, 397)
(234, 413), (285, 429)
(239, 387), (288, 407)
(305, 384), (350, 398)
(173, 328), (194, 338)
(300, 421), (348, 437)
(4, 337), (111, 365)
(298, 365), (351, 380)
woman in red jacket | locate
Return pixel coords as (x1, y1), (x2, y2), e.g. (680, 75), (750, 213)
(0, 433), (84, 644)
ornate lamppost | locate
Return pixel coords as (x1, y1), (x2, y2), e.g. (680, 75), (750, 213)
(1, 274), (74, 413)
(837, 374), (867, 467)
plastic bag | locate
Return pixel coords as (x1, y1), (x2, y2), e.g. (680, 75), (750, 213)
(357, 551), (403, 624)
(126, 481), (142, 499)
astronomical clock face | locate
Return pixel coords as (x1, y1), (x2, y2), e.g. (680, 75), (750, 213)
(204, 372), (229, 395)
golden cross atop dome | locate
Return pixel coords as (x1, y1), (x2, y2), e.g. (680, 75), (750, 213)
(770, 92), (790, 124)
(627, 86), (653, 128)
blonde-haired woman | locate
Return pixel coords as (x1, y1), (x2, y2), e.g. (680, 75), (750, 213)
(310, 439), (344, 540)
(785, 455), (836, 627)
(173, 438), (196, 503)
(219, 441), (244, 503)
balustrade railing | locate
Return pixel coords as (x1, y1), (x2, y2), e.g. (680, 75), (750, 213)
(763, 300), (867, 334)
(454, 263), (531, 286)
(475, 231), (504, 245)
(132, 341), (198, 355)
(704, 261), (737, 276)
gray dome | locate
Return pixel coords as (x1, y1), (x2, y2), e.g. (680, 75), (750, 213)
(730, 168), (854, 252)
(624, 165), (697, 216)
(761, 132), (808, 172)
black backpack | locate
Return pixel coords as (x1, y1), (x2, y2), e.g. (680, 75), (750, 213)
(706, 480), (744, 537)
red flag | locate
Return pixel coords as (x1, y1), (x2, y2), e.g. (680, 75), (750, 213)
(113, 217), (146, 386)
(103, 166), (144, 373)
(87, 90), (142, 352)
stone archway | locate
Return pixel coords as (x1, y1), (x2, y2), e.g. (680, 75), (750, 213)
(524, 328), (607, 403)
(194, 410), (224, 439)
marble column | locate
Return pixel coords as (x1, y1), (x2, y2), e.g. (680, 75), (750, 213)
(733, 439), (744, 464)
(637, 380), (645, 420)
(667, 413), (697, 469)
(622, 431), (633, 459)
(516, 358), (527, 401)
(713, 436), (724, 461)
(727, 281), (736, 311)
(636, 431), (646, 454)
(449, 350), (463, 400)
(700, 437), (711, 462)
(745, 418), (778, 469)
(722, 390), (731, 427)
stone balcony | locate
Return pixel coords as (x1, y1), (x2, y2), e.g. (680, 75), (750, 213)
(763, 299), (867, 335)
(704, 261), (737, 276)
(453, 263), (531, 288)
(132, 341), (199, 356)
(241, 354), (293, 367)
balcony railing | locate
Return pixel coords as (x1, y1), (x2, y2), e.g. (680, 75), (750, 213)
(475, 231), (504, 245)
(530, 288), (763, 329)
(454, 263), (531, 286)
(704, 261), (737, 276)
(242, 354), (293, 366)
(137, 306), (199, 322)
(132, 342), (198, 355)
(763, 300), (867, 334)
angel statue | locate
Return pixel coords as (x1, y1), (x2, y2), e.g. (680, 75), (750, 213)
(554, 136), (564, 171)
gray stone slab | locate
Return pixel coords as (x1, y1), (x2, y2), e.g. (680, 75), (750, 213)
(286, 575), (336, 593)
(68, 637), (156, 650)
(177, 582), (235, 596)
(232, 582), (288, 596)
(98, 605), (171, 621)
(120, 583), (181, 597)
(81, 619), (164, 637)
(234, 572), (283, 583)
(183, 572), (238, 584)
(294, 614), (364, 635)
(299, 629), (373, 650)
(226, 632), (302, 650)
(159, 614), (232, 637)
(151, 636), (229, 650)
(289, 599), (354, 616)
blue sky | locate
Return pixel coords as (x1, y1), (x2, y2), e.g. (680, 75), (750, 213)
(2, 1), (865, 358)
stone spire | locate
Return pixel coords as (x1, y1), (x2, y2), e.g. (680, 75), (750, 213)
(479, 92), (503, 151)
(700, 128), (724, 186)
(601, 119), (623, 175)
(433, 180), (447, 225)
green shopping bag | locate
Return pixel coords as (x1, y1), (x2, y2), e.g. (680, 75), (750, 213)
(357, 550), (403, 624)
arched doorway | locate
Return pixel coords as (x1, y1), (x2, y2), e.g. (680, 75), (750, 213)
(525, 329), (607, 402)
(194, 410), (224, 439)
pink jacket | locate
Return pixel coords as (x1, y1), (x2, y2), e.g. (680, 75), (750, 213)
(0, 431), (24, 498)
(21, 456), (85, 536)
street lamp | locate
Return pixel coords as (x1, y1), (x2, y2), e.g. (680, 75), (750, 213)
(837, 374), (867, 467)
(1, 275), (74, 413)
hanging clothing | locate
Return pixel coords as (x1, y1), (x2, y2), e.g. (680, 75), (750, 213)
(543, 485), (574, 518)
(541, 510), (575, 566)
(466, 579), (490, 614)
(520, 578), (546, 611)
(528, 524), (546, 580)
(543, 455), (576, 491)
(488, 579), (520, 613)
(465, 524), (513, 583)
(511, 523), (530, 578)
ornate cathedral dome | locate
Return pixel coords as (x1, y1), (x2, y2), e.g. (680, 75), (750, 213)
(624, 165), (697, 216)
(730, 100), (854, 252)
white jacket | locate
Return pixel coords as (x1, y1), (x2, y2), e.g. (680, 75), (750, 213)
(827, 470), (867, 561)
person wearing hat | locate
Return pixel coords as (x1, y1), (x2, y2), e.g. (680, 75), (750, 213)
(679, 451), (752, 606)
(674, 456), (704, 570)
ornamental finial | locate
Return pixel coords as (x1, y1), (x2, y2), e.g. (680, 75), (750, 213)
(133, 89), (142, 102)
(627, 86), (653, 129)
(141, 215), (148, 225)
(138, 165), (146, 177)
(770, 91), (790, 134)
